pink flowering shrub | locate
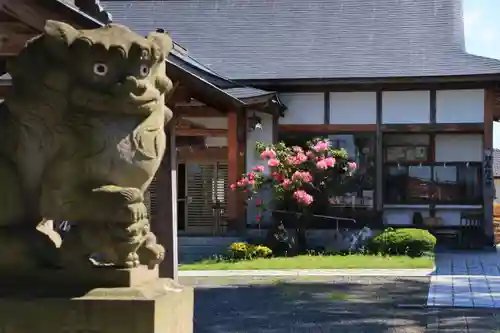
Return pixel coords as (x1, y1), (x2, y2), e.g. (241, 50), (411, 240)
(230, 138), (356, 223)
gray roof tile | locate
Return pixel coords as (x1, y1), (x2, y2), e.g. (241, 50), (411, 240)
(102, 0), (500, 80)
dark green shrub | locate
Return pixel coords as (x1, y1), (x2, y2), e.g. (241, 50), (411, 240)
(367, 228), (436, 257)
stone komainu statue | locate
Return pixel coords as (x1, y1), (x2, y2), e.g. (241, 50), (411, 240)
(0, 20), (173, 269)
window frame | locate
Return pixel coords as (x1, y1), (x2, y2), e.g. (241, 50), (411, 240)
(383, 161), (483, 205)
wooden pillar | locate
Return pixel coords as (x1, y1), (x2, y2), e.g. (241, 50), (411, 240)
(238, 111), (248, 226)
(375, 91), (383, 212)
(227, 110), (245, 231)
(152, 119), (178, 280)
(483, 88), (495, 244)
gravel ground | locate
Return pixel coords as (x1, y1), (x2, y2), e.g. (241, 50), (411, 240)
(179, 276), (500, 333)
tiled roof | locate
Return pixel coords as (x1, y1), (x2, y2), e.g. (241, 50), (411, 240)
(169, 47), (275, 99)
(1, 2), (279, 107)
(58, 0), (112, 23)
(101, 0), (500, 81)
(494, 149), (500, 178)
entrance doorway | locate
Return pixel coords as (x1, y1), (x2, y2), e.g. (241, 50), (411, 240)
(177, 161), (229, 234)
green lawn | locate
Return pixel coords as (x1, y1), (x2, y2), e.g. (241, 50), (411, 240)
(179, 254), (434, 271)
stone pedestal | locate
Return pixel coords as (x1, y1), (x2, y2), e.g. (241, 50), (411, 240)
(0, 267), (194, 333)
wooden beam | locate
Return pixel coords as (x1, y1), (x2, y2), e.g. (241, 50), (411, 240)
(380, 123), (484, 133)
(493, 89), (500, 121)
(279, 124), (376, 133)
(175, 105), (225, 117)
(177, 147), (228, 162)
(0, 32), (37, 56)
(0, 84), (11, 98)
(3, 0), (76, 31)
(175, 117), (207, 130)
(166, 82), (191, 108)
(175, 128), (227, 137)
(0, 21), (37, 34)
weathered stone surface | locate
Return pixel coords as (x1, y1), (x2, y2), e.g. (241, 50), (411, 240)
(0, 265), (160, 291)
(0, 278), (194, 333)
(0, 19), (174, 270)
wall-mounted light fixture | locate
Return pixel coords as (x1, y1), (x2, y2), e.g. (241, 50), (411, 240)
(248, 112), (262, 132)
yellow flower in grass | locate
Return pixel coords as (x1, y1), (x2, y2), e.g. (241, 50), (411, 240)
(252, 245), (273, 258)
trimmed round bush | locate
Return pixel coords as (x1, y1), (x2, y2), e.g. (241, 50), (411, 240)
(367, 228), (436, 257)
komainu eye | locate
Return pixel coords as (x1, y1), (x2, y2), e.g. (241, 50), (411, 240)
(139, 64), (150, 77)
(93, 63), (108, 76)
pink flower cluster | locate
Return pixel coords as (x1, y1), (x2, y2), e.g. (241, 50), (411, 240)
(316, 157), (336, 170)
(312, 141), (329, 152)
(271, 171), (284, 182)
(260, 148), (276, 160)
(282, 179), (292, 189)
(286, 152), (307, 165)
(252, 165), (265, 172)
(259, 148), (281, 168)
(293, 190), (314, 206)
(291, 171), (313, 183)
(230, 169), (263, 191)
(268, 158), (280, 167)
(230, 140), (355, 212)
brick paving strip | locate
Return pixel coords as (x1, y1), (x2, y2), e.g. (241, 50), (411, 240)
(428, 252), (500, 309)
(179, 268), (434, 277)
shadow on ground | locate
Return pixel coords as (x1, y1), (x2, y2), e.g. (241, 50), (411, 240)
(180, 276), (500, 333)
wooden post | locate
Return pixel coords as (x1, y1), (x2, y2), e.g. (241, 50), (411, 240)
(153, 120), (178, 280)
(483, 88), (495, 245)
(227, 110), (244, 230)
(375, 91), (383, 212)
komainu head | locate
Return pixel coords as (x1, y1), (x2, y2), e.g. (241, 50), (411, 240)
(9, 20), (174, 116)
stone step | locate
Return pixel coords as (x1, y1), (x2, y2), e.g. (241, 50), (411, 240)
(178, 236), (242, 247)
(178, 236), (243, 264)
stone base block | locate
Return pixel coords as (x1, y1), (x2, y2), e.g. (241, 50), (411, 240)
(0, 265), (160, 290)
(0, 278), (194, 333)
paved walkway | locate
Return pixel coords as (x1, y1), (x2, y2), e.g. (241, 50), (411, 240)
(428, 251), (500, 308)
(181, 275), (500, 332)
(182, 250), (500, 309)
(180, 268), (433, 277)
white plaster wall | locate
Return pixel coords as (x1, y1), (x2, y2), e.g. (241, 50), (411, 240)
(329, 92), (376, 124)
(278, 93), (324, 124)
(435, 210), (462, 226)
(495, 179), (500, 204)
(184, 117), (228, 129)
(246, 112), (274, 225)
(383, 208), (430, 225)
(434, 134), (482, 162)
(382, 91), (430, 124)
(383, 207), (482, 226)
(436, 89), (484, 123)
